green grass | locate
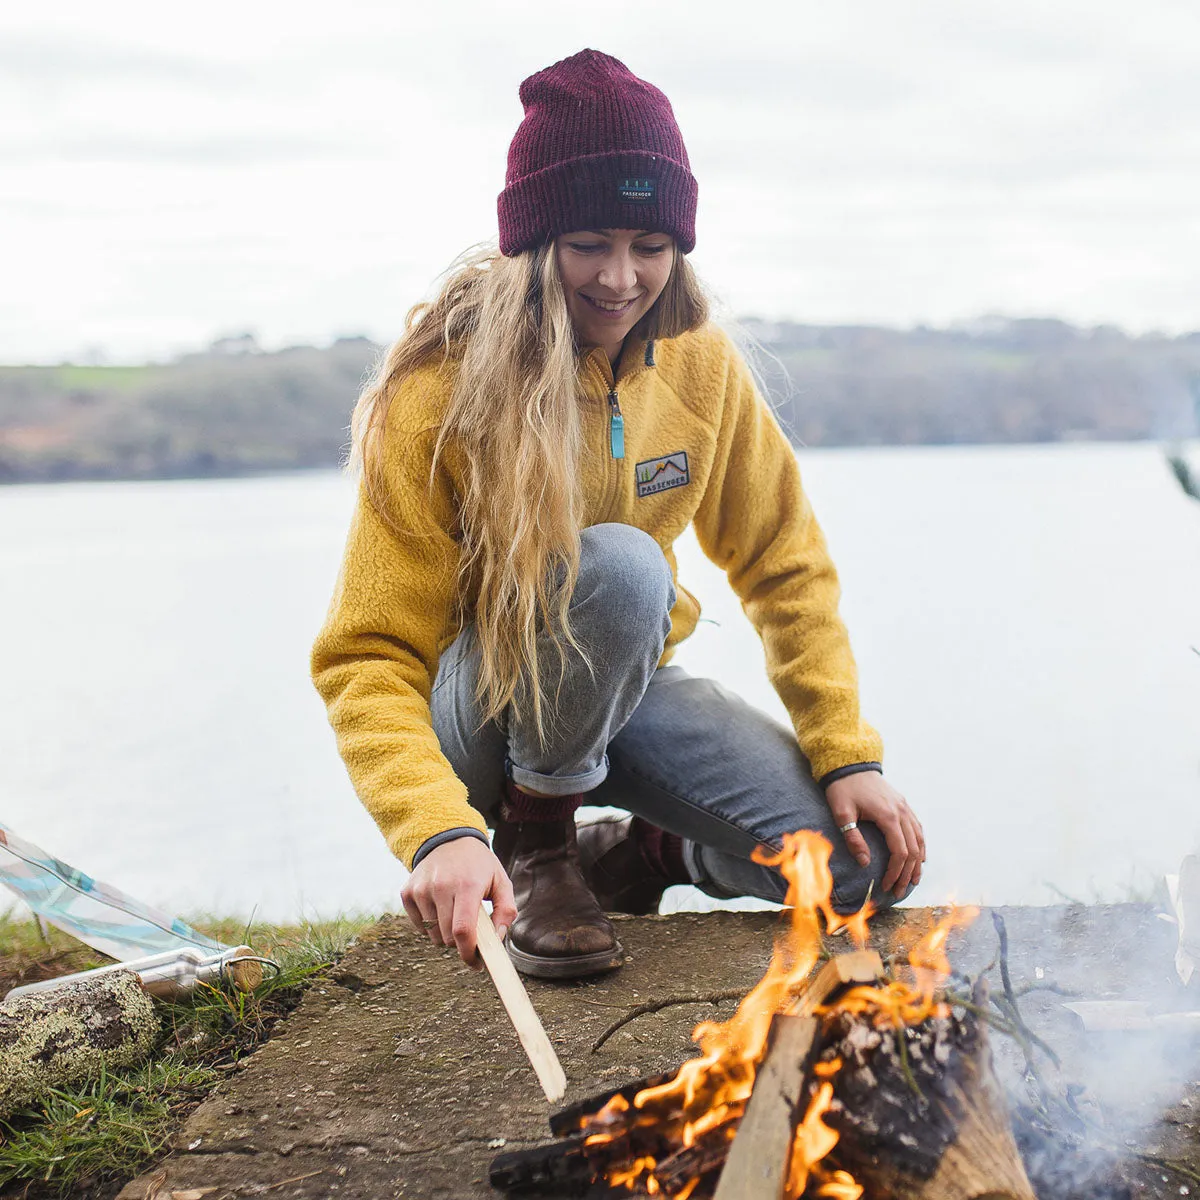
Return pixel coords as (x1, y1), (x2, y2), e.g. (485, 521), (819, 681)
(0, 1062), (219, 1194)
(51, 365), (156, 391)
(0, 913), (373, 1198)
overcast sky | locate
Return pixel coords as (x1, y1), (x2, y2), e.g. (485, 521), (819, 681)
(3, 0), (1198, 363)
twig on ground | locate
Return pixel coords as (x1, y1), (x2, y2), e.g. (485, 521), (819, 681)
(1013, 981), (1080, 999)
(990, 994), (1062, 1070)
(992, 911), (1017, 1010)
(216, 1169), (327, 1199)
(1127, 1149), (1200, 1187)
(591, 989), (745, 1052)
(142, 1166), (168, 1200)
(990, 912), (1062, 1070)
(260, 1169), (327, 1192)
(895, 1024), (924, 1101)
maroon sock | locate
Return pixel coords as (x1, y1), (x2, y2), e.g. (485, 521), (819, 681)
(502, 780), (583, 822)
(632, 817), (690, 885)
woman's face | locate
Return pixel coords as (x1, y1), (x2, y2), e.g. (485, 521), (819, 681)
(554, 229), (675, 363)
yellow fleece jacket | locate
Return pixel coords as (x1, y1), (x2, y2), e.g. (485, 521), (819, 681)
(311, 322), (882, 868)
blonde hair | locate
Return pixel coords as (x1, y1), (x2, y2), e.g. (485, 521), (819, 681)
(350, 242), (708, 741)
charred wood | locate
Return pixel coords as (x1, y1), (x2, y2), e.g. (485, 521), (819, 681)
(549, 1071), (677, 1136)
(817, 1008), (1036, 1200)
(815, 1008), (971, 1179)
(654, 1125), (737, 1195)
(488, 1133), (608, 1196)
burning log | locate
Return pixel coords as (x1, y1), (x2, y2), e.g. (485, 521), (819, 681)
(550, 1073), (677, 1137)
(488, 1134), (607, 1197)
(815, 1001), (1036, 1200)
(713, 953), (883, 1200)
(711, 1014), (818, 1199)
(490, 833), (1033, 1200)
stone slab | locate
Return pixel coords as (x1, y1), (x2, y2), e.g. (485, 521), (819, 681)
(116, 905), (1200, 1198)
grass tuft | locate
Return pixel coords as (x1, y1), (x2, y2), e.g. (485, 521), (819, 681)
(0, 1062), (217, 1194)
(0, 913), (373, 1198)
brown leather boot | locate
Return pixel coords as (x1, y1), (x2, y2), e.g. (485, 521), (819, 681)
(493, 793), (624, 980)
(576, 814), (688, 916)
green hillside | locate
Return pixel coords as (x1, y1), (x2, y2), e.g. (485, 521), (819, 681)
(2, 321), (1198, 484)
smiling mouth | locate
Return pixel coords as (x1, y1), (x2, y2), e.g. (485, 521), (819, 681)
(580, 294), (640, 314)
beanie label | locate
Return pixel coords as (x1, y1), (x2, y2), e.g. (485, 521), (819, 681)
(617, 177), (656, 205)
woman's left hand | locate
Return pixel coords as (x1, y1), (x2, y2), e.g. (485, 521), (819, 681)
(824, 772), (925, 897)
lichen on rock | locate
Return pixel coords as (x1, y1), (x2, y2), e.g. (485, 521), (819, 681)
(0, 968), (159, 1118)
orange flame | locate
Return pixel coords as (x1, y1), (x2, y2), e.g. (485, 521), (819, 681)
(785, 1081), (841, 1196)
(830, 905), (979, 1028)
(582, 831), (975, 1198)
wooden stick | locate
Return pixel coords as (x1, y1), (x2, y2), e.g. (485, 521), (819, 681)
(790, 948), (884, 1015)
(713, 1014), (819, 1200)
(475, 907), (567, 1103)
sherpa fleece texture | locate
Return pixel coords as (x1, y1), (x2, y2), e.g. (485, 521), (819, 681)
(311, 323), (883, 869)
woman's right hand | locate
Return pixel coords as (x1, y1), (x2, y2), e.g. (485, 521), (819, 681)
(401, 837), (518, 968)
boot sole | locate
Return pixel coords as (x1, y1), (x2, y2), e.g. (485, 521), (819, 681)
(506, 940), (626, 980)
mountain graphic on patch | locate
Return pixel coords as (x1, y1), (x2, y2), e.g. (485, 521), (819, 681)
(635, 451), (690, 498)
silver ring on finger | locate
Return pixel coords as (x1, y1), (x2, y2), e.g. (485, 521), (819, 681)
(839, 821), (858, 833)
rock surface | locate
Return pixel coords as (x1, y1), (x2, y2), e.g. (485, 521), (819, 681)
(115, 905), (1200, 1198)
(0, 968), (158, 1119)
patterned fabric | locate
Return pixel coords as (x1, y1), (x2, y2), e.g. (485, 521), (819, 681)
(0, 821), (228, 961)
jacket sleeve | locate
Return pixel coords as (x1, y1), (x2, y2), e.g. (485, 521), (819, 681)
(691, 333), (883, 782)
(310, 379), (487, 869)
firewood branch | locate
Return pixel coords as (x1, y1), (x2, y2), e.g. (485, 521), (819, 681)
(989, 911), (1062, 1071)
(591, 989), (745, 1052)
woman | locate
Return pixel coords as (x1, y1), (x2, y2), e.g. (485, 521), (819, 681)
(311, 49), (925, 980)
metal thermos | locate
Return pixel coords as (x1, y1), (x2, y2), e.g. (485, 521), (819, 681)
(4, 945), (266, 1002)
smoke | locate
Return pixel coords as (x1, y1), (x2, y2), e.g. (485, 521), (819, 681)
(943, 903), (1200, 1197)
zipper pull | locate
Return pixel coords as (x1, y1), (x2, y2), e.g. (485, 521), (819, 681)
(607, 388), (625, 460)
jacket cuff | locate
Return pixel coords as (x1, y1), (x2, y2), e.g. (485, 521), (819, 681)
(411, 827), (490, 868)
(818, 762), (883, 789)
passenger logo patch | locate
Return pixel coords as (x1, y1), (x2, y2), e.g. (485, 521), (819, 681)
(617, 177), (656, 204)
(635, 451), (690, 497)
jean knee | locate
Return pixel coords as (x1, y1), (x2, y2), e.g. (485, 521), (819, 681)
(576, 524), (675, 641)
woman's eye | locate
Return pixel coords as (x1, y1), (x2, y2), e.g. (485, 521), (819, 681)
(568, 242), (604, 253)
(637, 244), (669, 255)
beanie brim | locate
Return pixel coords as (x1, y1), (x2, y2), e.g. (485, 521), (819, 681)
(498, 151), (697, 257)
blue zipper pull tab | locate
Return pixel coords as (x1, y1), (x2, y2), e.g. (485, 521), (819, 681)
(607, 388), (625, 460)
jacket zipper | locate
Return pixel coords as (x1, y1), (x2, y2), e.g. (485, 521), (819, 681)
(607, 388), (625, 460)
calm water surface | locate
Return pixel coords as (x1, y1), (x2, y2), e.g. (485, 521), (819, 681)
(1, 444), (1197, 921)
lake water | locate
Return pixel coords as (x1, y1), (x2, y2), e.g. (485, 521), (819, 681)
(1, 444), (1198, 923)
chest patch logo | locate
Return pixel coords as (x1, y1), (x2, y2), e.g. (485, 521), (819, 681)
(635, 451), (690, 498)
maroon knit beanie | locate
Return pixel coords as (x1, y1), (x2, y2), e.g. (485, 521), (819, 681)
(498, 49), (698, 257)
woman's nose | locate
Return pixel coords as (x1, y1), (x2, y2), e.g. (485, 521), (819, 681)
(597, 252), (637, 294)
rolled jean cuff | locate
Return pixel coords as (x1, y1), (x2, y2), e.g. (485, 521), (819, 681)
(411, 827), (490, 869)
(506, 754), (609, 797)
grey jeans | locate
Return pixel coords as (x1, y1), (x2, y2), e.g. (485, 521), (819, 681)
(430, 523), (898, 914)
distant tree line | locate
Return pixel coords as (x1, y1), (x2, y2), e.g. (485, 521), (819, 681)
(744, 317), (1200, 447)
(1, 319), (1197, 484)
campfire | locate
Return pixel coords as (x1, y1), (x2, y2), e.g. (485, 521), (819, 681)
(492, 831), (1037, 1200)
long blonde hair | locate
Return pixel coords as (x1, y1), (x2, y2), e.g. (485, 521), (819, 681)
(350, 242), (708, 741)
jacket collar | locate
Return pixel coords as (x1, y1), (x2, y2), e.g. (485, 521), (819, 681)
(580, 337), (657, 388)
